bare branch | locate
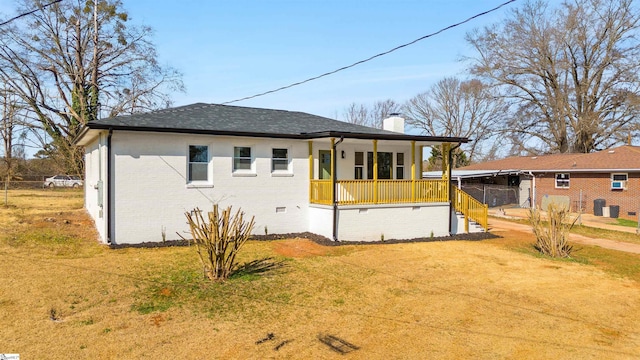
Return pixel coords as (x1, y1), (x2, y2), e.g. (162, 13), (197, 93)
(466, 0), (640, 153)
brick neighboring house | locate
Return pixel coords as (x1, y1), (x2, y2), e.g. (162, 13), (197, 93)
(458, 145), (640, 219)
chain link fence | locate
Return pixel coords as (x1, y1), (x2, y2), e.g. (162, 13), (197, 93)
(1, 180), (48, 189)
(1, 174), (85, 190)
(461, 184), (520, 208)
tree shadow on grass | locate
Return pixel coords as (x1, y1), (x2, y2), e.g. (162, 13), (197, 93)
(230, 257), (287, 279)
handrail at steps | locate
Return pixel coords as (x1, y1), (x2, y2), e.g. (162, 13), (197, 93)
(452, 187), (488, 231)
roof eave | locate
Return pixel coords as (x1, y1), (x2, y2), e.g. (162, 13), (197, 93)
(74, 126), (101, 146)
(464, 168), (640, 173)
(302, 130), (469, 143)
(83, 124), (469, 143)
(526, 168), (640, 173)
(85, 123), (310, 140)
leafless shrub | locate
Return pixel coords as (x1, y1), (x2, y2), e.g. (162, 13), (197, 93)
(528, 203), (575, 258)
(179, 205), (255, 281)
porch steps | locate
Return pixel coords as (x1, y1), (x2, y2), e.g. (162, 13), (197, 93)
(454, 211), (485, 233)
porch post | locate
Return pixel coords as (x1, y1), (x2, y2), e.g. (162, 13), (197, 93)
(330, 138), (335, 204)
(308, 141), (313, 202)
(411, 140), (416, 202)
(442, 143), (451, 202)
(308, 141), (313, 179)
(373, 139), (378, 204)
(419, 145), (423, 177)
(441, 143), (451, 181)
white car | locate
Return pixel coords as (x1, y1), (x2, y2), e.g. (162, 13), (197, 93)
(44, 175), (84, 188)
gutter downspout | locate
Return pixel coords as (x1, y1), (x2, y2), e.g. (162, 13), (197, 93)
(448, 143), (461, 236)
(332, 136), (344, 242)
(106, 128), (113, 244)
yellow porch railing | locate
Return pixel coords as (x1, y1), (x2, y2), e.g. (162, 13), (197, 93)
(452, 187), (488, 232)
(310, 179), (449, 205)
(310, 180), (332, 205)
(414, 179), (449, 203)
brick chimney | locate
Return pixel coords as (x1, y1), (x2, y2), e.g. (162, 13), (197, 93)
(383, 113), (404, 133)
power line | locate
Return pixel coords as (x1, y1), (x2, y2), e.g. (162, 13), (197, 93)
(0, 0), (63, 27)
(222, 0), (517, 105)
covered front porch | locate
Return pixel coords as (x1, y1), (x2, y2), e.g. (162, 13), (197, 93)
(306, 137), (488, 241)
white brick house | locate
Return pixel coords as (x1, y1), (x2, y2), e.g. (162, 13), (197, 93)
(76, 103), (485, 244)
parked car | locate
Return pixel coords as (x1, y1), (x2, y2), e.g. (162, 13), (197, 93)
(44, 175), (84, 188)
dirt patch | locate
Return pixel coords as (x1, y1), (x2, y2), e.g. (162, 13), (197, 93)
(272, 239), (333, 258)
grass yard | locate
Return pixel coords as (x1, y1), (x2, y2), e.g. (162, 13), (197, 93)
(610, 218), (639, 228)
(1, 190), (640, 359)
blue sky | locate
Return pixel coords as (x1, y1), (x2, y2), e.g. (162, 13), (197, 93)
(116, 0), (520, 119)
(0, 0), (523, 120)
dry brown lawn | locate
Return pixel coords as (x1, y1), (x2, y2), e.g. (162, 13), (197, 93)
(1, 190), (640, 359)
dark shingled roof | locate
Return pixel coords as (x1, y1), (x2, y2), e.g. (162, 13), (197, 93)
(82, 103), (468, 143)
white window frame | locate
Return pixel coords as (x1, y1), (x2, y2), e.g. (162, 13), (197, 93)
(555, 173), (570, 189)
(611, 173), (628, 190)
(187, 144), (211, 186)
(396, 152), (405, 180)
(233, 145), (255, 176)
(271, 147), (292, 176)
(354, 151), (364, 180)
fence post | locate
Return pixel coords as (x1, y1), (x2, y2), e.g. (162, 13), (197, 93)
(578, 189), (583, 225)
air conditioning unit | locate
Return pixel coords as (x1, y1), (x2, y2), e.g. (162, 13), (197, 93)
(611, 180), (627, 190)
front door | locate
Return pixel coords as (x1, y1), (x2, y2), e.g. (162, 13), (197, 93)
(319, 150), (332, 179)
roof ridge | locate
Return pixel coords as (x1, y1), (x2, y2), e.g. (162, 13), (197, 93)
(201, 103), (298, 115)
(539, 152), (588, 167)
(620, 144), (640, 155)
(153, 102), (212, 114)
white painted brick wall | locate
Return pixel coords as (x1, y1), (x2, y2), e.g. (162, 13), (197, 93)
(110, 131), (311, 244)
(308, 205), (334, 240)
(83, 130), (447, 244)
(335, 203), (450, 241)
(84, 135), (108, 242)
(310, 204), (450, 242)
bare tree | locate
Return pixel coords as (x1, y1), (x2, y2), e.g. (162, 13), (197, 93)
(343, 103), (369, 127)
(466, 0), (640, 154)
(404, 77), (506, 163)
(1, 86), (26, 204)
(342, 99), (401, 129)
(0, 0), (183, 173)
